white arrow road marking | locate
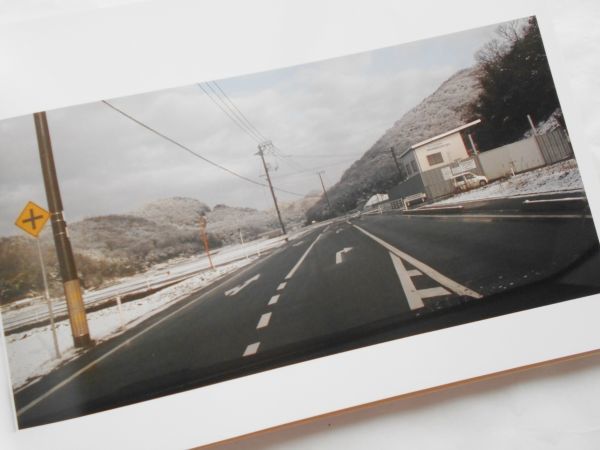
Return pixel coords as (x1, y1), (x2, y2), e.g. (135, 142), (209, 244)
(335, 247), (353, 264)
(353, 224), (482, 299)
(224, 274), (260, 296)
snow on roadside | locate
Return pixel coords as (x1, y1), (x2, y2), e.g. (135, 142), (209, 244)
(434, 159), (584, 206)
(4, 258), (254, 391)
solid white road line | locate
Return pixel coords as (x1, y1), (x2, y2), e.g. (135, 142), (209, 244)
(353, 224), (483, 299)
(243, 342), (260, 356)
(409, 213), (592, 220)
(277, 282), (287, 291)
(523, 197), (586, 204)
(256, 312), (272, 329)
(268, 295), (280, 305)
(390, 254), (423, 310)
(418, 286), (451, 299)
(407, 269), (422, 277)
(284, 231), (323, 281)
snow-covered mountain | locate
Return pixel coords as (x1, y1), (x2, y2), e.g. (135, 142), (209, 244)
(131, 197), (211, 228)
(66, 193), (319, 265)
(307, 67), (481, 219)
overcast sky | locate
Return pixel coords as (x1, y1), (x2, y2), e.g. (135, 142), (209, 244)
(0, 22), (498, 236)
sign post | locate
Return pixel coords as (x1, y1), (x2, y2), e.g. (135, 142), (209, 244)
(199, 216), (214, 270)
(15, 201), (61, 359)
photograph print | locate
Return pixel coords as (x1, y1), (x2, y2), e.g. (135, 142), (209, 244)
(1, 16), (599, 428)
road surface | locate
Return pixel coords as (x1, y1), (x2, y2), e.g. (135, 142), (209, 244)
(13, 197), (600, 428)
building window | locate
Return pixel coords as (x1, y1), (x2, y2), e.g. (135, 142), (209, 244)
(426, 152), (444, 166)
(411, 160), (418, 173)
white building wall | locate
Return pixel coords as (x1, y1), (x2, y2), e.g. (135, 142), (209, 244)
(414, 132), (469, 171)
(478, 137), (545, 180)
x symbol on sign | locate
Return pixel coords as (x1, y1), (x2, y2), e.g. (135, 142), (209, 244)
(22, 208), (44, 230)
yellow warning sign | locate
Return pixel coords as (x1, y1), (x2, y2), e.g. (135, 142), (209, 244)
(15, 201), (50, 238)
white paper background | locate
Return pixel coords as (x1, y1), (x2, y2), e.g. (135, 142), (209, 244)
(0, 1), (599, 449)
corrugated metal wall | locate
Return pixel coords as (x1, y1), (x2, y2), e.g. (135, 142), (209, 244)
(537, 128), (573, 164)
(477, 137), (544, 180)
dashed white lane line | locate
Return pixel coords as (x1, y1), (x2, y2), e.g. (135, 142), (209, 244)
(353, 224), (482, 299)
(256, 312), (272, 329)
(16, 258), (271, 417)
(284, 231), (323, 281)
(268, 295), (280, 305)
(277, 282), (287, 291)
(243, 342), (260, 356)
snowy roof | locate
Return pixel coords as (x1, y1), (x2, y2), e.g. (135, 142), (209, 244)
(364, 193), (389, 207)
(399, 119), (482, 158)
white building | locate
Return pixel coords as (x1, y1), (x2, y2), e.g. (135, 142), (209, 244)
(398, 119), (481, 179)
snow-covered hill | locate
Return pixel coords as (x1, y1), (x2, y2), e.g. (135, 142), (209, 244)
(307, 67), (482, 219)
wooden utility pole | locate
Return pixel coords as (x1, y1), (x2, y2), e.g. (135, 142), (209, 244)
(257, 141), (287, 237)
(34, 111), (92, 348)
(390, 146), (403, 179)
(317, 170), (332, 214)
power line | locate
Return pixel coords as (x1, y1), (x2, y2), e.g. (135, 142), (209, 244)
(283, 153), (364, 158)
(200, 82), (311, 171)
(197, 84), (261, 144)
(210, 81), (269, 142)
(269, 157), (358, 179)
(101, 100), (304, 197)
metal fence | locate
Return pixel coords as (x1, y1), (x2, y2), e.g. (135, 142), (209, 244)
(537, 127), (573, 164)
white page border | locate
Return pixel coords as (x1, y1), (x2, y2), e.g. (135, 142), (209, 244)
(1, 1), (599, 448)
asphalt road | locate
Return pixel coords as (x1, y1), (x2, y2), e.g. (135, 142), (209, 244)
(13, 197), (600, 428)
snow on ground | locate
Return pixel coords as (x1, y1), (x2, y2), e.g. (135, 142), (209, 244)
(0, 234), (290, 333)
(434, 159), (584, 206)
(4, 257), (255, 391)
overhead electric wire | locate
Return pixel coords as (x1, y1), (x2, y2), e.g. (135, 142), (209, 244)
(210, 81), (269, 142)
(197, 83), (262, 144)
(269, 157), (358, 179)
(198, 81), (312, 173)
(101, 99), (305, 197)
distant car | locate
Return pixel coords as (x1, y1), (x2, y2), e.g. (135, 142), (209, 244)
(452, 172), (488, 192)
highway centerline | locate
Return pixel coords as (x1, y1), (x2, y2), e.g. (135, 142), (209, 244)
(243, 342), (260, 356)
(352, 223), (482, 299)
(14, 252), (279, 417)
(256, 312), (272, 329)
(284, 230), (324, 281)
